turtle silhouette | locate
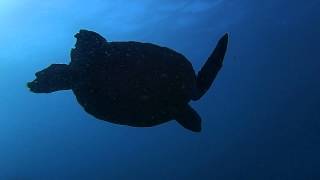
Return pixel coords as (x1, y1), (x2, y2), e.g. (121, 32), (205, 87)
(27, 29), (228, 132)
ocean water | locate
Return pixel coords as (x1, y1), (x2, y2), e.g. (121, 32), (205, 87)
(1, 0), (320, 179)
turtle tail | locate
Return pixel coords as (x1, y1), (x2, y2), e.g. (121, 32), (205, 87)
(191, 33), (229, 101)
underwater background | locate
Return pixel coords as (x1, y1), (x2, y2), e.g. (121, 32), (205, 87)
(0, 0), (319, 179)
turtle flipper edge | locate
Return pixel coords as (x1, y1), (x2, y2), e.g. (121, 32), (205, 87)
(192, 33), (229, 100)
(174, 104), (202, 132)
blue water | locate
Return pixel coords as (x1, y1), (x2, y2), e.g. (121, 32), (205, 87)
(1, 0), (320, 179)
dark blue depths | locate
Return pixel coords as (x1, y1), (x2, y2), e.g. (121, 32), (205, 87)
(0, 0), (319, 179)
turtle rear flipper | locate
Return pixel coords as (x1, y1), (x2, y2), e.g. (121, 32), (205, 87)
(27, 64), (72, 93)
(192, 33), (229, 100)
(173, 105), (201, 132)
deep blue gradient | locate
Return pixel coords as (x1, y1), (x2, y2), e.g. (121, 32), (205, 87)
(1, 0), (319, 179)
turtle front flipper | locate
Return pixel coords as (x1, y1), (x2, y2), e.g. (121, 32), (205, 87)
(172, 104), (202, 132)
(192, 33), (229, 100)
(27, 64), (72, 93)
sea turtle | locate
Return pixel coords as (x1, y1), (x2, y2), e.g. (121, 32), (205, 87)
(27, 29), (228, 132)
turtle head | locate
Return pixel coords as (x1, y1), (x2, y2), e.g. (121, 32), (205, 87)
(74, 29), (107, 50)
(27, 64), (72, 93)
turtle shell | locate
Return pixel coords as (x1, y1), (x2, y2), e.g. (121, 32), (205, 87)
(69, 30), (196, 127)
